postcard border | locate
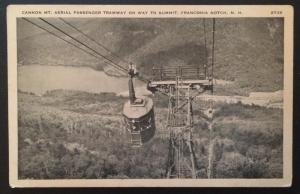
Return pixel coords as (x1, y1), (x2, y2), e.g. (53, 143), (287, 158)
(7, 4), (294, 187)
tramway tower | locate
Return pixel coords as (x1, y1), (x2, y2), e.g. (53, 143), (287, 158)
(148, 18), (216, 179)
(148, 65), (213, 178)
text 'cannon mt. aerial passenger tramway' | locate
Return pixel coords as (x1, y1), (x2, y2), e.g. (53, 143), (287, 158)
(22, 17), (216, 179)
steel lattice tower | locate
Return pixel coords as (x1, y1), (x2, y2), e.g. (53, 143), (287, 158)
(147, 18), (216, 179)
(148, 66), (213, 178)
(165, 76), (198, 178)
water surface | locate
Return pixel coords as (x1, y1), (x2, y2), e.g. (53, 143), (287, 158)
(18, 65), (143, 95)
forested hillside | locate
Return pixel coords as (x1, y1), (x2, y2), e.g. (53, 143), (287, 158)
(18, 90), (282, 178)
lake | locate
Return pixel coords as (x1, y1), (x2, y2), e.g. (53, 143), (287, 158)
(18, 65), (145, 95)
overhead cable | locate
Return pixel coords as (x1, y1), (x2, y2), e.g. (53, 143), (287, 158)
(59, 17), (130, 65)
(39, 18), (128, 73)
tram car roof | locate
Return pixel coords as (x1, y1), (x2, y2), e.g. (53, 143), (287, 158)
(123, 96), (153, 119)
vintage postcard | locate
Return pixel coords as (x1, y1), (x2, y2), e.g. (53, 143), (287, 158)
(7, 5), (293, 187)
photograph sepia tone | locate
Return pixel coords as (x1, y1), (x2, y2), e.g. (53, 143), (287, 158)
(8, 5), (293, 187)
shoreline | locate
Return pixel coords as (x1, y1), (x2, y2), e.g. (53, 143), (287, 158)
(17, 64), (283, 109)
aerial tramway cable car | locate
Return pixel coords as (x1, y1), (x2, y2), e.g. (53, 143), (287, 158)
(24, 17), (213, 150)
(23, 17), (218, 177)
(122, 64), (156, 147)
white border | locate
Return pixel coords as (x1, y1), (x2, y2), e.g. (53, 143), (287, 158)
(7, 5), (293, 187)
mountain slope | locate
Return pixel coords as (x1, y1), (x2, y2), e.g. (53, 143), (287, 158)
(17, 18), (283, 93)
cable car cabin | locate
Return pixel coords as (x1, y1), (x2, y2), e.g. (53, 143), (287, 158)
(123, 96), (155, 147)
(123, 64), (156, 147)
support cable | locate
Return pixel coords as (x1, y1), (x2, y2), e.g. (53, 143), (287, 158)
(58, 18), (130, 65)
(211, 18), (215, 95)
(41, 18), (157, 86)
(203, 18), (208, 78)
(39, 18), (128, 73)
(24, 17), (167, 96)
(22, 18), (107, 64)
(207, 18), (216, 178)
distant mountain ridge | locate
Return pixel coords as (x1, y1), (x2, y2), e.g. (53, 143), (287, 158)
(17, 18), (283, 94)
